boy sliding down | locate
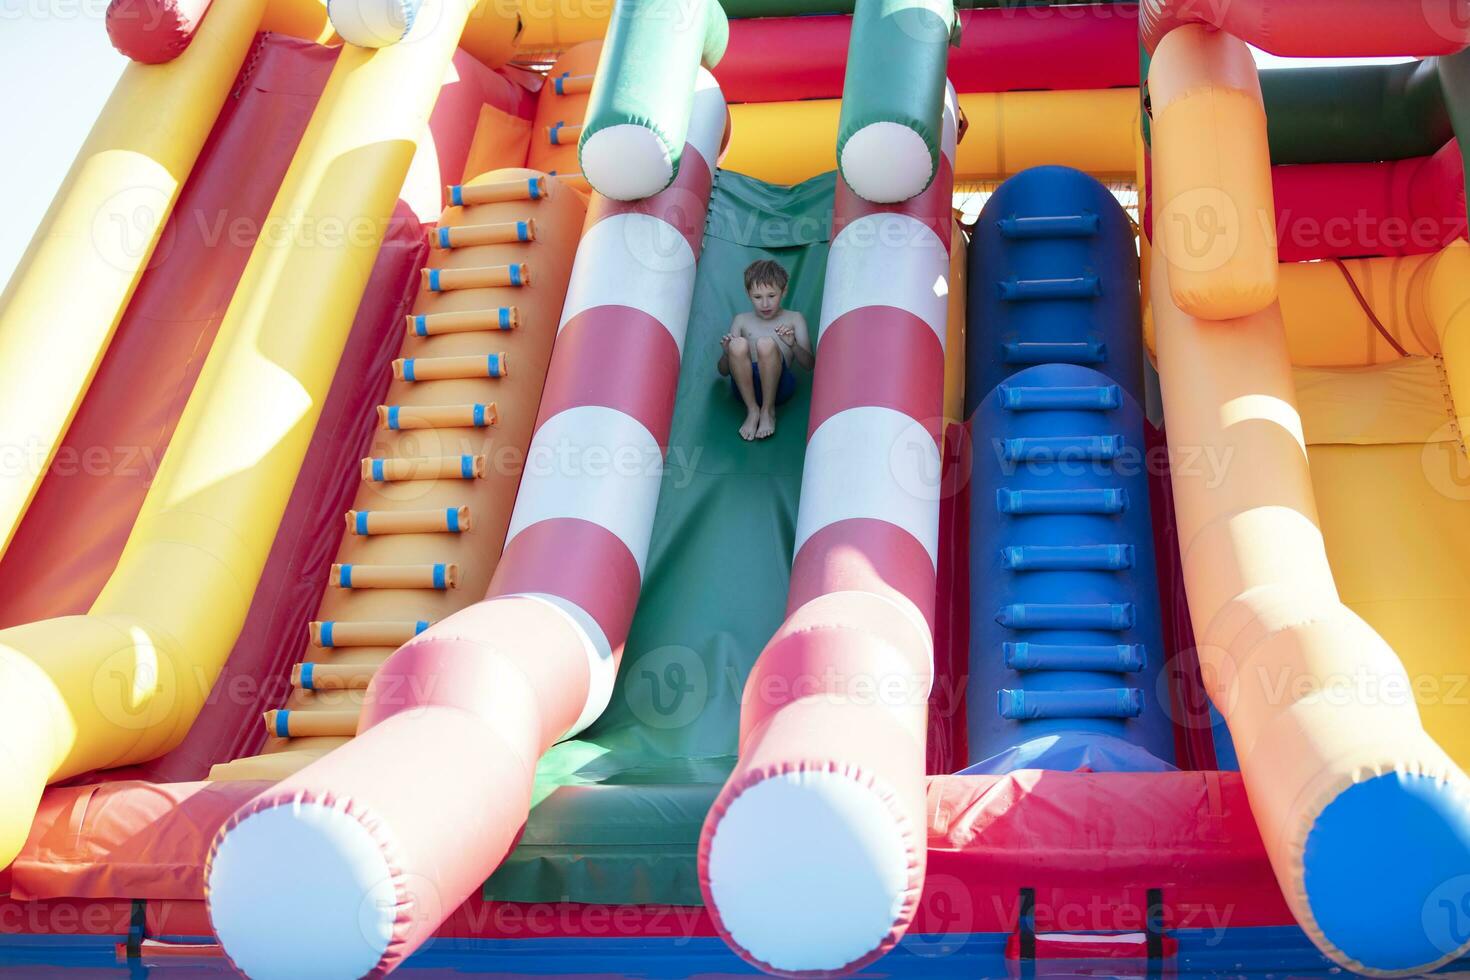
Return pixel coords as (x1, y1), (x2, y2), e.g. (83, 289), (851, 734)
(718, 259), (815, 440)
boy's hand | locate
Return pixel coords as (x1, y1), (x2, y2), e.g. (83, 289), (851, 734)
(775, 323), (796, 346)
(720, 333), (735, 350)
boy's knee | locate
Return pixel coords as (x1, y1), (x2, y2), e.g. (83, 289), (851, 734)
(729, 336), (750, 357)
(755, 336), (778, 357)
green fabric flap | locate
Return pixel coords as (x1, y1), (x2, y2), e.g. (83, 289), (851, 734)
(484, 171), (835, 907)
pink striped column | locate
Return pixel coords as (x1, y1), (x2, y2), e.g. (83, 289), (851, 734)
(699, 85), (958, 977)
(203, 71), (727, 980)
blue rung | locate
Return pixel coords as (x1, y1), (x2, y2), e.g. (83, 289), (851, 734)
(997, 602), (1135, 631)
(998, 213), (1101, 239)
(1001, 434), (1124, 463)
(1002, 341), (1107, 365)
(1004, 642), (1147, 673)
(998, 276), (1100, 301)
(999, 384), (1121, 412)
(1001, 544), (1135, 572)
(299, 662), (316, 691)
(998, 687), (1143, 721)
(997, 488), (1128, 515)
(319, 621), (336, 647)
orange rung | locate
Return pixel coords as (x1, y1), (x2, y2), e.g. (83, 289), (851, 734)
(447, 175), (548, 206)
(547, 122), (583, 146)
(392, 353), (508, 382)
(293, 662), (378, 691)
(331, 563), (459, 590)
(361, 454), (486, 482)
(552, 73), (594, 95)
(424, 264), (529, 292)
(433, 219), (535, 249)
(264, 708), (360, 739)
(346, 506), (471, 535)
(406, 307), (519, 336)
(376, 403), (498, 430)
(310, 620), (432, 647)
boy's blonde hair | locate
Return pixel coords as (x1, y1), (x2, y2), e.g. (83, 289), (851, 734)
(744, 259), (789, 293)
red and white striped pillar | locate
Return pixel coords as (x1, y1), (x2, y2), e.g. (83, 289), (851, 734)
(698, 84), (958, 978)
(204, 71), (728, 980)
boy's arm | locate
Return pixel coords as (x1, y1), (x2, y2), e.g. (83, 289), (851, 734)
(717, 316), (742, 375)
(790, 313), (816, 369)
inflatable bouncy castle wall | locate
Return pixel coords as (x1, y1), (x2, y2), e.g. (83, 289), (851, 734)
(3, 0), (1470, 977)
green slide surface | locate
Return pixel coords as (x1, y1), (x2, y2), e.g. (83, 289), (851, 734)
(484, 171), (836, 906)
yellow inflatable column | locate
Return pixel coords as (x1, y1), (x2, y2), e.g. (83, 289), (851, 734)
(1428, 240), (1470, 428)
(1149, 25), (1277, 320)
(0, 0), (266, 557)
(0, 0), (473, 870)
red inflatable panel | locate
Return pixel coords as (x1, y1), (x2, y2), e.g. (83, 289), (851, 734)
(0, 35), (337, 631)
(715, 5), (1139, 104)
(106, 0), (214, 64)
(1141, 0), (1470, 57)
(1273, 140), (1467, 262)
(1145, 141), (1467, 263)
(6, 769), (1294, 939)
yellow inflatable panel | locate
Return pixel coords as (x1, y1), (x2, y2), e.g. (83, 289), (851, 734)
(721, 89), (1138, 186)
(261, 0), (334, 42)
(0, 0), (473, 870)
(1304, 397), (1470, 770)
(0, 0), (266, 559)
(1145, 248), (1451, 368)
(944, 218), (968, 427)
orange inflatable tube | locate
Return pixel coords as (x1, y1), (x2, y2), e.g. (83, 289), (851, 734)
(1148, 25), (1277, 320)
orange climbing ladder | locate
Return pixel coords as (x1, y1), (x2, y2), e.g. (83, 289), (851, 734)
(208, 169), (587, 781)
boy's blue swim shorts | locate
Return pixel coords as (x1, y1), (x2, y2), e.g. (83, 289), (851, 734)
(732, 357), (796, 406)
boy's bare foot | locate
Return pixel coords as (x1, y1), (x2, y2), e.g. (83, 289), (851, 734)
(740, 409), (760, 441)
(756, 410), (775, 439)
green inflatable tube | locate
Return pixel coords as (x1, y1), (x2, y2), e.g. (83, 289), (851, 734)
(1144, 59), (1458, 167)
(1260, 61), (1452, 165)
(579, 0), (729, 201)
(836, 0), (956, 203)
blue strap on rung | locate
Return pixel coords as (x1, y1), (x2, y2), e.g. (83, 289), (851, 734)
(528, 178), (541, 200)
(450, 185), (464, 206)
(437, 227), (452, 248)
(320, 621), (336, 647)
(498, 308), (512, 329)
(403, 359), (417, 382)
(446, 507), (460, 532)
(355, 511), (370, 535)
(517, 220), (530, 242)
(274, 710), (292, 737)
(509, 265), (523, 286)
(371, 459), (386, 482)
(387, 406), (401, 429)
(428, 269), (442, 292)
(432, 563), (448, 590)
(338, 564), (353, 588)
(413, 314), (428, 337)
(415, 620), (430, 634)
(461, 455), (474, 478)
(299, 662), (316, 691)
(473, 403), (487, 427)
(487, 353), (502, 377)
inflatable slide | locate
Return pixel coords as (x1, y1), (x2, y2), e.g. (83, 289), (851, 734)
(2, 0), (1470, 977)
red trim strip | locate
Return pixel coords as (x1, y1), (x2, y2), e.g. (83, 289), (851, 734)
(538, 306), (683, 447)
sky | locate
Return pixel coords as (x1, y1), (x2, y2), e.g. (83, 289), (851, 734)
(0, 7), (1419, 293)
